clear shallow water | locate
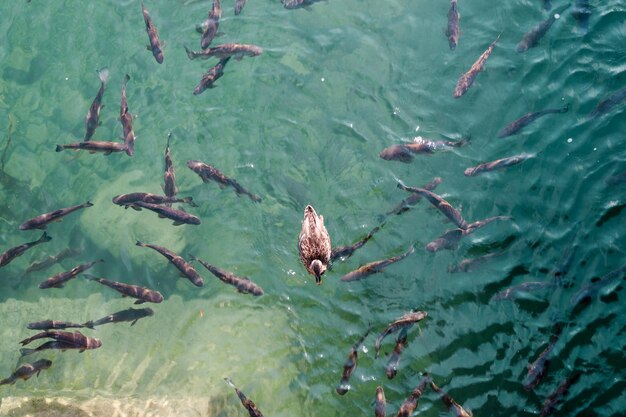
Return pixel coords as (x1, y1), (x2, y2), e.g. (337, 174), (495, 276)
(0, 0), (625, 416)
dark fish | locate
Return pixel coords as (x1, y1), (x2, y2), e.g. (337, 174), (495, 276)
(336, 325), (371, 395)
(375, 310), (427, 358)
(84, 68), (109, 141)
(141, 2), (164, 63)
(385, 327), (408, 380)
(224, 378), (264, 417)
(112, 193), (196, 208)
(185, 43), (263, 61)
(379, 137), (468, 163)
(234, 0), (246, 15)
(569, 263), (626, 308)
(588, 86), (626, 119)
(282, 0), (318, 9)
(397, 375), (431, 417)
(187, 159), (261, 202)
(331, 224), (382, 262)
(397, 183), (468, 230)
(20, 201), (93, 230)
(126, 201), (201, 225)
(446, 0), (459, 50)
(0, 359), (52, 386)
(192, 57), (230, 95)
(38, 259), (103, 289)
(430, 380), (472, 417)
(385, 177), (442, 217)
(340, 246), (415, 282)
(84, 307), (154, 328)
(27, 320), (88, 330)
(84, 274), (164, 304)
(201, 0), (221, 49)
(540, 371), (581, 417)
(464, 153), (534, 176)
(55, 141), (128, 155)
(375, 386), (386, 417)
(453, 33), (500, 98)
(24, 247), (80, 274)
(497, 104), (569, 138)
(571, 0), (591, 34)
(491, 281), (555, 301)
(516, 3), (571, 53)
(448, 251), (504, 273)
(163, 133), (177, 206)
(0, 232), (51, 268)
(20, 340), (93, 357)
(426, 216), (511, 252)
(135, 241), (204, 287)
(523, 323), (563, 391)
(191, 256), (264, 296)
(20, 330), (98, 347)
(120, 74), (135, 156)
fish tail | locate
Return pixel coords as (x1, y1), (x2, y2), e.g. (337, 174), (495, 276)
(20, 348), (35, 357)
(136, 240), (145, 247)
(166, 132), (172, 147)
(561, 102), (571, 113)
(83, 273), (98, 281)
(223, 377), (236, 388)
(84, 201), (94, 208)
(184, 45), (196, 60)
(39, 232), (52, 243)
(97, 67), (110, 84)
(124, 74), (130, 85)
(55, 145), (64, 152)
(184, 197), (198, 207)
(83, 321), (95, 330)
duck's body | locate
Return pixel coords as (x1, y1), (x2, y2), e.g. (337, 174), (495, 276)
(298, 205), (332, 285)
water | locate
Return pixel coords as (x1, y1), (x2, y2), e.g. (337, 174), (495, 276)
(0, 0), (625, 416)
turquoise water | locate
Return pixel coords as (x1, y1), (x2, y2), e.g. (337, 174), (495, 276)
(0, 0), (625, 416)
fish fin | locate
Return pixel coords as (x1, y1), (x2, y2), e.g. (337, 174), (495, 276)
(36, 370), (41, 377)
(134, 299), (145, 305)
(172, 221), (184, 226)
(131, 319), (138, 326)
(79, 349), (85, 353)
(130, 205), (142, 211)
(83, 321), (95, 329)
(157, 214), (166, 218)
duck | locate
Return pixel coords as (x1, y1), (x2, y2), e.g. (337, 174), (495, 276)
(298, 205), (332, 285)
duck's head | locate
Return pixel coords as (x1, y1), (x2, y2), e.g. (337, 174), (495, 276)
(310, 259), (326, 285)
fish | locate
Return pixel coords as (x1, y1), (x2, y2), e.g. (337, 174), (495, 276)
(185, 43), (263, 61)
(569, 263), (626, 308)
(141, 2), (164, 63)
(192, 57), (231, 95)
(516, 3), (571, 53)
(542, 0), (552, 10)
(38, 259), (103, 289)
(330, 224), (382, 262)
(84, 307), (154, 328)
(448, 251), (504, 273)
(84, 274), (164, 304)
(336, 325), (371, 395)
(397, 183), (468, 230)
(0, 232), (51, 268)
(397, 375), (431, 417)
(20, 201), (93, 230)
(430, 380), (472, 417)
(375, 386), (386, 417)
(191, 256), (264, 296)
(24, 247), (80, 274)
(187, 159), (261, 202)
(385, 327), (408, 380)
(20, 340), (95, 356)
(385, 177), (442, 217)
(125, 201), (201, 225)
(298, 205), (332, 285)
(27, 320), (88, 330)
(282, 0), (318, 9)
(453, 33), (500, 98)
(135, 241), (204, 287)
(375, 310), (427, 358)
(523, 323), (563, 391)
(426, 216), (511, 252)
(234, 0), (246, 15)
(497, 104), (569, 138)
(120, 74), (135, 156)
(446, 0), (459, 50)
(201, 0), (221, 49)
(588, 86), (626, 119)
(571, 0), (591, 34)
(55, 141), (128, 155)
(340, 245), (415, 282)
(84, 68), (109, 141)
(540, 371), (581, 417)
(464, 153), (534, 176)
(379, 137), (469, 163)
(112, 193), (196, 208)
(491, 281), (555, 301)
(163, 133), (178, 206)
(20, 330), (98, 347)
(224, 378), (264, 417)
(0, 359), (52, 386)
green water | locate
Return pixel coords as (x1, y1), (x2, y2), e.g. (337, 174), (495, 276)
(0, 0), (625, 416)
